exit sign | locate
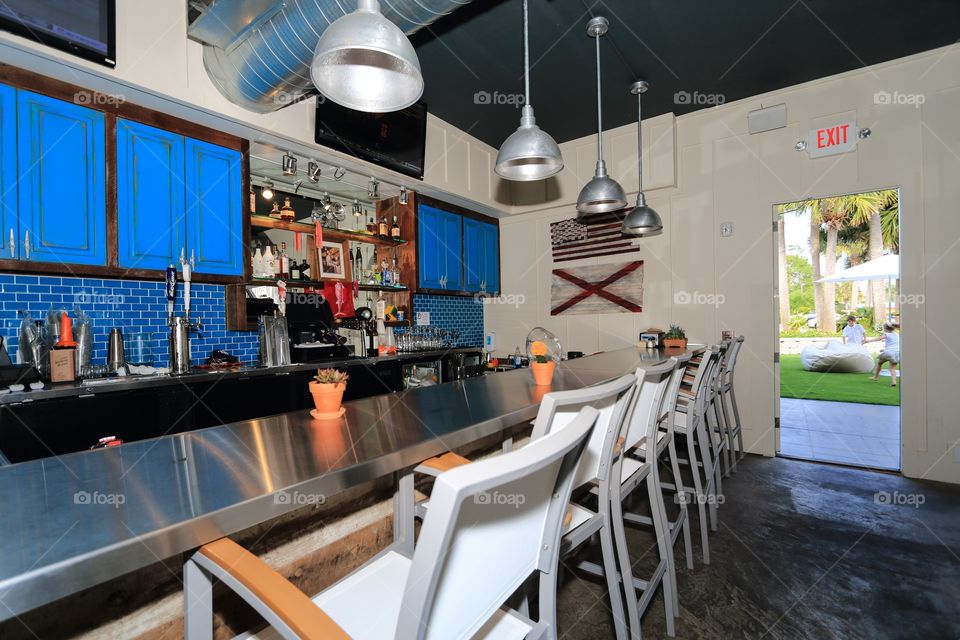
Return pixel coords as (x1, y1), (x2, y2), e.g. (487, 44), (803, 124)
(805, 121), (858, 158)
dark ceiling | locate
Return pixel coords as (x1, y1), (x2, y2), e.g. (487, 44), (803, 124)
(411, 0), (960, 146)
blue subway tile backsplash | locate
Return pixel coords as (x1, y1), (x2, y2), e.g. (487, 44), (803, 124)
(0, 275), (259, 367)
(411, 293), (483, 347)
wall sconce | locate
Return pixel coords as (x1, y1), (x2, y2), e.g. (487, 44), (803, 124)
(282, 152), (297, 176)
(307, 161), (321, 182)
(261, 179), (274, 199)
(399, 186), (408, 205)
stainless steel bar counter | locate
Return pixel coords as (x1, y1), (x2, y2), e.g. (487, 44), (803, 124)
(0, 346), (688, 621)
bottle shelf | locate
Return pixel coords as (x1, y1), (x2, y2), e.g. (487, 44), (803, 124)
(357, 284), (409, 292)
(250, 215), (407, 246)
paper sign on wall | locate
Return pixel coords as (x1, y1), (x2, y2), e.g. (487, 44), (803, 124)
(805, 121), (858, 158)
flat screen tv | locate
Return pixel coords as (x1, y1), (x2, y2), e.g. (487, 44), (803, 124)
(0, 1), (116, 68)
(315, 99), (427, 180)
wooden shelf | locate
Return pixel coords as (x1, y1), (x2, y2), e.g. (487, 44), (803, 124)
(357, 284), (409, 292)
(246, 278), (326, 288)
(250, 215), (408, 247)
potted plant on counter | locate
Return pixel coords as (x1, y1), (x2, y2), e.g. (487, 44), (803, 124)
(525, 326), (561, 387)
(663, 324), (688, 349)
(309, 368), (349, 418)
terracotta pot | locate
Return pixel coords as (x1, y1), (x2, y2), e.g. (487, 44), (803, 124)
(663, 338), (688, 349)
(309, 381), (346, 414)
(531, 361), (556, 386)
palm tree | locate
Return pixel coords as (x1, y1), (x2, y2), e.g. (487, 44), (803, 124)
(839, 191), (888, 322)
(779, 200), (828, 330)
(777, 217), (790, 328)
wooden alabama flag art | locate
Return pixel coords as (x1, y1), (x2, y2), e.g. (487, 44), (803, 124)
(550, 261), (644, 316)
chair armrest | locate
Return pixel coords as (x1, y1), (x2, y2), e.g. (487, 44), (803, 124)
(415, 451), (471, 476)
(197, 538), (350, 640)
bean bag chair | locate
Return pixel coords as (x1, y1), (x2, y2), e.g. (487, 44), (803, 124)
(800, 339), (874, 373)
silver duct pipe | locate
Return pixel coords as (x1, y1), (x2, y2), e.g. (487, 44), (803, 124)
(200, 0), (472, 113)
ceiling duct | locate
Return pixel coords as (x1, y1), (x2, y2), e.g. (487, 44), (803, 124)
(191, 0), (472, 114)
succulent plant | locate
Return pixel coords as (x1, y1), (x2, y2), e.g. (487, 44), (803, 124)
(665, 324), (686, 340)
(314, 368), (349, 385)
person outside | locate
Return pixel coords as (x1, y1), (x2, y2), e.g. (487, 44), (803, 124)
(866, 323), (900, 387)
(841, 315), (867, 346)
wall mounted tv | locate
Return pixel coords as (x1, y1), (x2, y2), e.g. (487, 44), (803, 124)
(315, 99), (427, 180)
(0, 1), (116, 68)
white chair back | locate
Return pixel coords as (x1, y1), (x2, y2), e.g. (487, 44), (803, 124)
(530, 374), (638, 488)
(722, 336), (744, 386)
(623, 360), (675, 450)
(658, 355), (689, 436)
(396, 406), (599, 640)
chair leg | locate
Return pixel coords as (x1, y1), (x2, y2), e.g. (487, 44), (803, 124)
(665, 438), (694, 571)
(538, 567), (558, 640)
(647, 469), (677, 636)
(719, 389), (738, 473)
(599, 514), (630, 640)
(610, 493), (643, 639)
(394, 471), (415, 555)
(715, 395), (732, 477)
(184, 560), (213, 640)
(685, 431), (710, 565)
(731, 386), (745, 460)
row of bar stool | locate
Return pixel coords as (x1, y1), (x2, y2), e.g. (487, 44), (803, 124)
(182, 337), (745, 639)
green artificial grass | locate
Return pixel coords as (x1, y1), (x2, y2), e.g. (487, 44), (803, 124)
(779, 354), (900, 406)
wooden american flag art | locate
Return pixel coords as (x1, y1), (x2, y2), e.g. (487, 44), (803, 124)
(550, 215), (640, 262)
(551, 261), (644, 316)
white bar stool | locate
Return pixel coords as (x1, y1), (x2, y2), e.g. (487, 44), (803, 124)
(717, 336), (745, 471)
(183, 406), (600, 640)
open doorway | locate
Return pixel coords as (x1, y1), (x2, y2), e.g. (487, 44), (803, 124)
(774, 190), (901, 471)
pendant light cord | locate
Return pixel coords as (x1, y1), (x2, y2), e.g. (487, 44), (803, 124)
(637, 92), (643, 192)
(523, 0), (530, 106)
(595, 33), (603, 160)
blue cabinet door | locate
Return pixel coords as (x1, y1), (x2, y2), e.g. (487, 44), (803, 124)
(439, 210), (463, 291)
(0, 84), (17, 259)
(17, 90), (106, 266)
(116, 119), (185, 271)
(184, 138), (243, 276)
(462, 217), (483, 293)
(417, 204), (444, 289)
(481, 222), (500, 295)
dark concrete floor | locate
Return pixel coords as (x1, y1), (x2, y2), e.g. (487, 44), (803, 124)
(556, 455), (960, 639)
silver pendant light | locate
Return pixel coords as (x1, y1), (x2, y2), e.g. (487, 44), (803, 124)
(310, 0), (423, 113)
(621, 80), (663, 236)
(495, 0), (564, 181)
(576, 16), (627, 218)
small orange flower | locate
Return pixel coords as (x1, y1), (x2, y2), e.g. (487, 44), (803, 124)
(530, 341), (548, 357)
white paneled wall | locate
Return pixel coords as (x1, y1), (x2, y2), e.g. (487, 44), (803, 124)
(490, 45), (960, 484)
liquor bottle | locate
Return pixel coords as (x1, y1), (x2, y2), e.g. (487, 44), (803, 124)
(249, 189), (256, 214)
(253, 245), (264, 278)
(381, 257), (391, 286)
(513, 347), (522, 368)
(391, 215), (401, 240)
(272, 244), (281, 277)
(263, 244), (275, 277)
(378, 215), (389, 238)
(280, 197), (296, 222)
(279, 242), (289, 279)
(289, 250), (301, 280)
(354, 245), (363, 282)
(375, 292), (386, 321)
(391, 254), (400, 286)
(269, 202), (282, 219)
(299, 257), (311, 281)
(366, 215), (376, 234)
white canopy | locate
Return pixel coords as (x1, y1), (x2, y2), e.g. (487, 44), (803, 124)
(817, 254), (899, 283)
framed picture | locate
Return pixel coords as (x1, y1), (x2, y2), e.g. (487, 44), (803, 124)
(721, 329), (735, 341)
(319, 240), (348, 280)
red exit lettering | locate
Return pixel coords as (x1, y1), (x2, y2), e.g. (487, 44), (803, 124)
(816, 124), (851, 148)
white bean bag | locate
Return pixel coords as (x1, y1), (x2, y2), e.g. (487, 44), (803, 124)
(800, 339), (874, 373)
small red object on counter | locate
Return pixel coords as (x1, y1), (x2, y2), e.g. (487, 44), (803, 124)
(56, 312), (77, 348)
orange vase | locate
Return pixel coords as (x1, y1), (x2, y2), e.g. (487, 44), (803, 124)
(309, 381), (346, 413)
(531, 361), (555, 386)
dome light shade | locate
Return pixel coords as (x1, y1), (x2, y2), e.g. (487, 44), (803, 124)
(620, 80), (662, 236)
(621, 193), (663, 236)
(495, 0), (563, 181)
(495, 105), (564, 180)
(310, 0), (423, 113)
(576, 17), (627, 219)
(577, 160), (627, 216)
